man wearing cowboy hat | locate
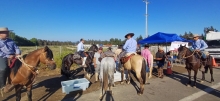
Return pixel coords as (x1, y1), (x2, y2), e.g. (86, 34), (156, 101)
(121, 33), (137, 57)
(155, 47), (166, 78)
(0, 27), (21, 92)
(191, 34), (208, 71)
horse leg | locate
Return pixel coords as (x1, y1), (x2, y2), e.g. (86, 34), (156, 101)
(187, 69), (191, 87)
(193, 70), (198, 88)
(201, 71), (205, 83)
(120, 68), (125, 84)
(136, 73), (144, 95)
(127, 70), (131, 84)
(148, 66), (153, 79)
(210, 67), (214, 83)
(99, 80), (104, 100)
(26, 85), (32, 101)
(109, 74), (114, 95)
(15, 85), (22, 101)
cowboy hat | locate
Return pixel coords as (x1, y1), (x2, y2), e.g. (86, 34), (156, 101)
(192, 34), (200, 38)
(0, 27), (13, 32)
(158, 47), (163, 50)
(125, 33), (134, 38)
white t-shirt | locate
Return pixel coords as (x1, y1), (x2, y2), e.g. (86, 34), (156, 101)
(94, 52), (101, 65)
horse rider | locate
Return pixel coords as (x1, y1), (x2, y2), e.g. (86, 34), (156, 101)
(77, 38), (87, 67)
(0, 27), (21, 93)
(121, 33), (137, 57)
(93, 47), (103, 83)
(190, 34), (208, 71)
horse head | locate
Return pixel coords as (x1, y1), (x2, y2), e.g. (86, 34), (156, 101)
(39, 46), (56, 70)
(88, 44), (98, 52)
(177, 44), (188, 59)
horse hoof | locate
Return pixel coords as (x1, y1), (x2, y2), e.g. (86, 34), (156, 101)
(200, 80), (204, 83)
(137, 93), (142, 95)
(193, 86), (197, 88)
(127, 82), (130, 85)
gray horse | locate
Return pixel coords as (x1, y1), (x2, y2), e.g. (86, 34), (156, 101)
(99, 57), (115, 100)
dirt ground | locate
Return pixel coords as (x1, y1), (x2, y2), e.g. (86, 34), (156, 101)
(1, 65), (187, 101)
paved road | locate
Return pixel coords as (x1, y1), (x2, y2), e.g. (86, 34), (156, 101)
(63, 68), (220, 101)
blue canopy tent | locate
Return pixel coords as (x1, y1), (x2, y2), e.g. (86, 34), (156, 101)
(138, 32), (189, 52)
(138, 32), (188, 44)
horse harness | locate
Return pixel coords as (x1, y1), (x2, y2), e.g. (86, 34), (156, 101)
(181, 49), (206, 63)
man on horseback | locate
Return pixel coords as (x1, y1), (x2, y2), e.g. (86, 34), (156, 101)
(77, 38), (87, 67)
(121, 33), (137, 57)
(190, 34), (208, 71)
(0, 27), (21, 92)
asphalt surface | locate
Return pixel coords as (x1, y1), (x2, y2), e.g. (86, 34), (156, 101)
(62, 67), (220, 101)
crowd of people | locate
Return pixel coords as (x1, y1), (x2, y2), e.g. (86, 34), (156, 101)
(0, 26), (209, 93)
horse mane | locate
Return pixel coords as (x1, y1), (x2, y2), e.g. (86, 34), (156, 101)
(88, 44), (98, 51)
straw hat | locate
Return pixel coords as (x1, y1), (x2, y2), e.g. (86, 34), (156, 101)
(158, 47), (163, 50)
(192, 34), (200, 38)
(0, 27), (13, 32)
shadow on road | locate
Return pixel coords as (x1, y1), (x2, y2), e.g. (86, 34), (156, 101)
(166, 70), (220, 98)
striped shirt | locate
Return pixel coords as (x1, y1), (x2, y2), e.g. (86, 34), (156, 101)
(0, 38), (21, 58)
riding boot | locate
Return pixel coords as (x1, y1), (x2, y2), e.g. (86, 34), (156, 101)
(3, 84), (15, 93)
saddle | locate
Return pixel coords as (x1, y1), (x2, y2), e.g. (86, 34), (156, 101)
(120, 54), (135, 64)
(8, 58), (17, 68)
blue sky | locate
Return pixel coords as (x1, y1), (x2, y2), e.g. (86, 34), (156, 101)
(1, 0), (220, 42)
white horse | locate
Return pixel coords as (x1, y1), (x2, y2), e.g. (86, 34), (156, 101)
(99, 57), (115, 100)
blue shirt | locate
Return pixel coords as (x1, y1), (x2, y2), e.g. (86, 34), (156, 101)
(192, 39), (208, 51)
(123, 38), (137, 52)
(77, 42), (84, 52)
(0, 38), (21, 58)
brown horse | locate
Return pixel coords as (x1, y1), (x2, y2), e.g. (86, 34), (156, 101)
(3, 46), (56, 101)
(118, 53), (146, 95)
(177, 45), (202, 88)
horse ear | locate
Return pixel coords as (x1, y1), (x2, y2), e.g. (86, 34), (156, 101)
(44, 46), (49, 52)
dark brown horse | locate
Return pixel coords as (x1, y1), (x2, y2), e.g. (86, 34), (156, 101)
(61, 53), (82, 79)
(3, 46), (56, 101)
(177, 45), (202, 88)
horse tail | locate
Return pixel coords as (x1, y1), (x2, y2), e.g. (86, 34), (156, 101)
(102, 58), (109, 91)
(141, 58), (146, 84)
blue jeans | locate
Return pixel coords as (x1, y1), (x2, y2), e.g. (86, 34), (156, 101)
(0, 57), (9, 88)
(146, 65), (149, 72)
(115, 61), (119, 71)
(189, 48), (206, 58)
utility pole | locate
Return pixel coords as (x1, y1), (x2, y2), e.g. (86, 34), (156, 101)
(143, 0), (149, 38)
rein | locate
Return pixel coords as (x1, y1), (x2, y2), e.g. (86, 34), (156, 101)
(182, 50), (196, 59)
(16, 55), (39, 75)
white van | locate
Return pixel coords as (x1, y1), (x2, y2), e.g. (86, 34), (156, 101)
(205, 31), (220, 59)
